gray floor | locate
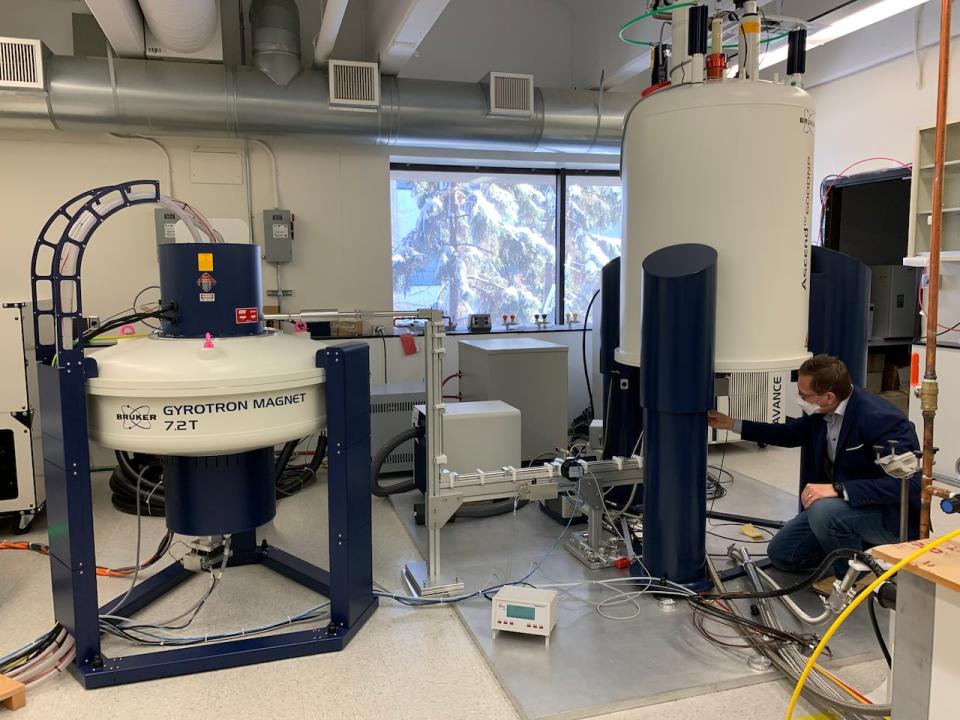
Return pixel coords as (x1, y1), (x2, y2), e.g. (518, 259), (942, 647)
(0, 444), (889, 720)
(390, 468), (885, 719)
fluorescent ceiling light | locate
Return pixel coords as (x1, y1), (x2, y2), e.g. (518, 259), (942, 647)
(756, 0), (931, 70)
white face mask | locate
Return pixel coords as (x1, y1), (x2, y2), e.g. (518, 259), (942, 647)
(797, 397), (822, 415)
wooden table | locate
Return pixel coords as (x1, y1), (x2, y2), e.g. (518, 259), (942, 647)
(873, 538), (960, 720)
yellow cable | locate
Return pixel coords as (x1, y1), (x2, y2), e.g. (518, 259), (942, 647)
(786, 528), (960, 719)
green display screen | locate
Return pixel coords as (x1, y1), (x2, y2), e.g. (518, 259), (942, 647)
(506, 604), (536, 621)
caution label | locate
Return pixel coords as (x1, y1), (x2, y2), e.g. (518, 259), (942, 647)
(197, 273), (217, 292)
(199, 293), (216, 303)
(197, 253), (214, 271)
(235, 307), (259, 324)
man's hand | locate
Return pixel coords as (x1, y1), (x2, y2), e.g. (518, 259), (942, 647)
(708, 410), (735, 431)
(801, 483), (837, 509)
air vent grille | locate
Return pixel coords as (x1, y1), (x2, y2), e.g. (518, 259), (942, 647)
(371, 399), (419, 415)
(329, 60), (380, 109)
(487, 72), (534, 117)
(728, 371), (770, 422)
(0, 38), (43, 89)
(385, 450), (414, 466)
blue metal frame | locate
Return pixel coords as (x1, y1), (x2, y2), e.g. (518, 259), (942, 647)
(31, 182), (375, 688)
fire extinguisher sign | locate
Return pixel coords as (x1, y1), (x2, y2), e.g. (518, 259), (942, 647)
(235, 307), (259, 324)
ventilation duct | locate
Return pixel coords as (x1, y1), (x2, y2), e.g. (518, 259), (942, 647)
(251, 0), (302, 87)
(138, 0), (219, 54)
(0, 53), (634, 155)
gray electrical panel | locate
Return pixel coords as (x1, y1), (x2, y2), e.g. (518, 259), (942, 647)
(458, 338), (568, 461)
(370, 382), (424, 474)
(263, 209), (294, 263)
(154, 208), (178, 248)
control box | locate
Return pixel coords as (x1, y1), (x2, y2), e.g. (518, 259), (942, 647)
(468, 313), (491, 332)
(263, 209), (294, 263)
(491, 585), (558, 645)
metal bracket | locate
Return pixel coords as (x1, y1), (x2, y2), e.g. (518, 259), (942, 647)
(427, 495), (463, 529)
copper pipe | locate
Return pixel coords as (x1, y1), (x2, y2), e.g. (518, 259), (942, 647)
(919, 0), (953, 539)
(926, 486), (952, 501)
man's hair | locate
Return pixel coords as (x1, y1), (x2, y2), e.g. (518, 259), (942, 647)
(799, 354), (853, 400)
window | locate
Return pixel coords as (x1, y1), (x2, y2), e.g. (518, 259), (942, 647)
(390, 166), (621, 323)
(563, 176), (623, 318)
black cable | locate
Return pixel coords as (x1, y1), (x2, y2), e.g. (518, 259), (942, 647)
(371, 427), (420, 497)
(703, 547), (867, 600)
(375, 327), (388, 383)
(133, 284), (162, 329)
(111, 451), (165, 516)
(83, 305), (174, 345)
(275, 434), (326, 497)
(274, 440), (298, 483)
(868, 593), (892, 668)
(937, 318), (960, 336)
(582, 289), (600, 420)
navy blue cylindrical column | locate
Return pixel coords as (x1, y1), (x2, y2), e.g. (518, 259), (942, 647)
(163, 448), (276, 535)
(599, 257), (642, 460)
(808, 246), (871, 387)
(158, 243), (264, 338)
(634, 244), (717, 586)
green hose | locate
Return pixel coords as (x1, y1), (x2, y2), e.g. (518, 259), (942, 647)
(618, 2), (697, 47)
(619, 3), (790, 53)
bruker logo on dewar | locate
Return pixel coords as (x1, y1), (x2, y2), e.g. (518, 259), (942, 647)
(117, 404), (157, 430)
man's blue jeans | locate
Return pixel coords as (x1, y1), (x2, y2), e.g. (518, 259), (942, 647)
(767, 498), (899, 578)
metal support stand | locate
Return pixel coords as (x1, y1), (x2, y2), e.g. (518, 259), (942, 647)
(31, 183), (376, 687)
(37, 344), (377, 688)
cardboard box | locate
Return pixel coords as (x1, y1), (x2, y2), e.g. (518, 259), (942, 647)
(868, 353), (885, 373)
(882, 364), (900, 392)
(880, 390), (909, 415)
(332, 320), (365, 337)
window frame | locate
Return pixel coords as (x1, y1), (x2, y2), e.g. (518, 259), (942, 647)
(390, 163), (620, 323)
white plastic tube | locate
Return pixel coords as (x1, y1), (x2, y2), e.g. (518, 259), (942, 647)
(757, 567), (832, 625)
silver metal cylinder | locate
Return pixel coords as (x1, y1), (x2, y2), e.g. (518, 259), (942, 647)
(6, 54), (632, 154)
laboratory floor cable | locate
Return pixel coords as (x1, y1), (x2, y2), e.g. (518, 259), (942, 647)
(110, 435), (327, 515)
(785, 528), (960, 720)
(704, 556), (889, 720)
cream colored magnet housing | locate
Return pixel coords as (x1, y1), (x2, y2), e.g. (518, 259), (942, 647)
(618, 80), (815, 372)
(86, 331), (325, 456)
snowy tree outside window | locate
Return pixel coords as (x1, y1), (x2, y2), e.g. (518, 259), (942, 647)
(390, 169), (621, 324)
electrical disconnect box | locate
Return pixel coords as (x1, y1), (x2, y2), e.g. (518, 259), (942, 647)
(154, 208), (178, 248)
(263, 209), (294, 263)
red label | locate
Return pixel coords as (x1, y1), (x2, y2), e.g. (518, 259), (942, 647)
(235, 307), (259, 324)
(400, 332), (418, 356)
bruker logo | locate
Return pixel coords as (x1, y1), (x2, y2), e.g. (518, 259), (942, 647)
(117, 404), (157, 430)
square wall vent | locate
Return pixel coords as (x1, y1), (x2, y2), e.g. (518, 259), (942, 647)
(0, 38), (44, 89)
(329, 60), (380, 109)
(485, 72), (534, 118)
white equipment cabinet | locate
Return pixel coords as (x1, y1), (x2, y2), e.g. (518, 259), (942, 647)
(0, 302), (45, 530)
(458, 338), (568, 461)
(416, 400), (521, 475)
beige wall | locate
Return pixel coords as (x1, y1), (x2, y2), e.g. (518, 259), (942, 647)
(0, 131), (391, 318)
